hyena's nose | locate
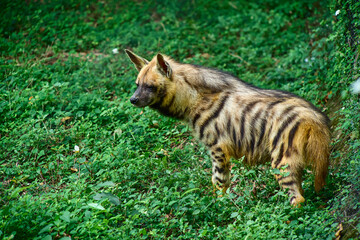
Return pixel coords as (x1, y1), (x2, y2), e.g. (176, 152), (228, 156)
(130, 97), (139, 104)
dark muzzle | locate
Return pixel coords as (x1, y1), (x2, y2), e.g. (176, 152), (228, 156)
(130, 97), (139, 104)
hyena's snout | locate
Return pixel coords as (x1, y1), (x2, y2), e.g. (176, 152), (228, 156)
(130, 96), (139, 105)
(130, 93), (144, 107)
(129, 88), (155, 107)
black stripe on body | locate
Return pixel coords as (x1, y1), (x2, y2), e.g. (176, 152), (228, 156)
(287, 121), (301, 149)
(240, 101), (260, 141)
(281, 106), (296, 117)
(240, 115), (246, 141)
(215, 123), (221, 136)
(272, 113), (298, 151)
(199, 95), (229, 139)
(249, 135), (255, 154)
(269, 99), (285, 109)
(192, 113), (201, 127)
(248, 110), (262, 153)
(257, 116), (267, 147)
(152, 93), (187, 120)
(182, 76), (194, 89)
(232, 128), (238, 148)
(192, 100), (215, 127)
(285, 121), (301, 157)
(273, 143), (284, 168)
(227, 118), (232, 134)
(256, 100), (284, 148)
(151, 83), (186, 118)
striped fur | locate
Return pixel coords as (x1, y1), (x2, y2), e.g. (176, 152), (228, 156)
(125, 50), (331, 206)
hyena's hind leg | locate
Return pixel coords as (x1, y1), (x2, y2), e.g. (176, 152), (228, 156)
(271, 144), (305, 206)
(210, 146), (231, 194)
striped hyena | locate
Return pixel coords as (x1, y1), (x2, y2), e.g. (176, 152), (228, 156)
(125, 49), (330, 206)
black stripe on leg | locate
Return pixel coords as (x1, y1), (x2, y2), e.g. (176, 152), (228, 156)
(207, 138), (218, 147)
(287, 189), (295, 196)
(282, 181), (296, 186)
(215, 147), (222, 152)
(215, 156), (224, 162)
(277, 172), (293, 182)
(216, 177), (224, 183)
(215, 167), (224, 173)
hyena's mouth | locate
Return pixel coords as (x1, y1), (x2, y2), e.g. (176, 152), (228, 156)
(130, 100), (147, 108)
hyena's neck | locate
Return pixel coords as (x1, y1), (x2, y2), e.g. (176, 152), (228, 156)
(150, 82), (198, 121)
(150, 63), (204, 121)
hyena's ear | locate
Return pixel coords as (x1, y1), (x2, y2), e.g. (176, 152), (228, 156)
(124, 49), (149, 71)
(156, 53), (172, 79)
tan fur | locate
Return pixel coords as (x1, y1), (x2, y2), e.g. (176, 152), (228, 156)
(125, 50), (331, 206)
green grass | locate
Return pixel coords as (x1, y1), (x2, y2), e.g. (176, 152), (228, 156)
(1, 0), (359, 239)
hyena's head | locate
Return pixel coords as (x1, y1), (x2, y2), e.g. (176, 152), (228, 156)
(125, 49), (172, 108)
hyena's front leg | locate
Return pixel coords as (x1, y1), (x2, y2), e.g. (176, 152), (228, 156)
(271, 144), (305, 206)
(210, 147), (231, 194)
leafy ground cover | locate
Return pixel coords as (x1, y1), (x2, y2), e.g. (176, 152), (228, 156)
(1, 0), (359, 239)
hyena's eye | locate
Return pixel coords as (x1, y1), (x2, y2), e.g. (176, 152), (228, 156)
(146, 85), (157, 92)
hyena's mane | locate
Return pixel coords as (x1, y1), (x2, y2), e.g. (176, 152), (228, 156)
(177, 64), (261, 94)
(154, 54), (260, 95)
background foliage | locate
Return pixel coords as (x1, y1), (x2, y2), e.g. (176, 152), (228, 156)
(1, 0), (359, 239)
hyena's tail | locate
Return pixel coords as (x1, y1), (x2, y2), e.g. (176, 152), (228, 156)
(301, 120), (330, 192)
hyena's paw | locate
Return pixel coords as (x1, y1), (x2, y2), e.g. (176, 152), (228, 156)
(212, 183), (228, 197)
(212, 177), (229, 197)
(290, 194), (305, 207)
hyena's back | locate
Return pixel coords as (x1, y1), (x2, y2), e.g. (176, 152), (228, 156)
(191, 90), (330, 204)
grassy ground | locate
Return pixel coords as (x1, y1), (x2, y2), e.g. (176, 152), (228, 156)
(1, 0), (359, 239)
